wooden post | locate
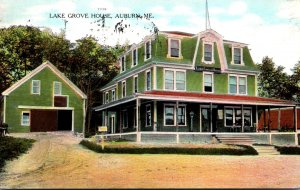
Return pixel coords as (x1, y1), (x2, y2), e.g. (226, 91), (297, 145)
(268, 106), (271, 132)
(241, 104), (244, 133)
(263, 107), (266, 132)
(210, 102), (213, 132)
(294, 106), (297, 132)
(136, 98), (140, 133)
(176, 101), (179, 132)
(153, 100), (157, 131)
(255, 105), (258, 132)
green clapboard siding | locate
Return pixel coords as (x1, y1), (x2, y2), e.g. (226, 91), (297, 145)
(117, 81), (122, 99)
(214, 74), (228, 94)
(156, 67), (164, 90)
(126, 77), (133, 96)
(247, 75), (256, 96)
(187, 70), (202, 92)
(126, 53), (131, 71)
(5, 67), (84, 133)
(138, 71), (145, 92)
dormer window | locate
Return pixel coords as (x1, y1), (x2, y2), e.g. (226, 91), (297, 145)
(168, 39), (181, 58)
(121, 56), (126, 72)
(132, 48), (138, 67)
(232, 47), (243, 65)
(145, 40), (151, 60)
(202, 42), (214, 64)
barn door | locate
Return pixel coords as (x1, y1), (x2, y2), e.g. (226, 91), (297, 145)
(30, 110), (58, 132)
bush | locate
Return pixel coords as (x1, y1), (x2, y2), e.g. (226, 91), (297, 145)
(0, 136), (35, 171)
(275, 146), (300, 154)
(80, 140), (258, 155)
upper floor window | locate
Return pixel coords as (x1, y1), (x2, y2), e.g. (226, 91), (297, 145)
(164, 69), (186, 91)
(121, 56), (126, 72)
(112, 89), (115, 101)
(204, 73), (213, 93)
(146, 70), (151, 91)
(133, 75), (138, 93)
(53, 81), (62, 95)
(233, 48), (242, 64)
(204, 43), (213, 63)
(31, 80), (40, 95)
(145, 40), (151, 60)
(169, 39), (180, 58)
(105, 92), (109, 103)
(122, 81), (126, 98)
(132, 48), (138, 67)
(229, 75), (247, 95)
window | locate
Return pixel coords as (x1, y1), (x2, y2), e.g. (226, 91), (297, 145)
(112, 89), (115, 101)
(164, 69), (186, 91)
(204, 43), (213, 62)
(170, 39), (180, 57)
(229, 76), (237, 94)
(146, 70), (151, 91)
(204, 73), (213, 92)
(122, 110), (128, 129)
(132, 49), (138, 66)
(31, 80), (40, 94)
(21, 112), (30, 126)
(244, 109), (251, 126)
(239, 77), (246, 94)
(229, 75), (247, 95)
(53, 81), (61, 95)
(234, 48), (241, 64)
(122, 81), (126, 98)
(146, 104), (151, 127)
(225, 109), (233, 126)
(225, 107), (252, 127)
(133, 75), (138, 93)
(164, 104), (186, 126)
(105, 92), (109, 103)
(145, 40), (151, 60)
(121, 56), (126, 72)
(165, 70), (174, 90)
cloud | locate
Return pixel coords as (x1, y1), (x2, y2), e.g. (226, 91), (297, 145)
(228, 1), (248, 16)
(277, 0), (300, 19)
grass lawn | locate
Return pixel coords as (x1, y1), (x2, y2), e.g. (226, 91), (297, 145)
(0, 136), (35, 171)
(80, 139), (258, 155)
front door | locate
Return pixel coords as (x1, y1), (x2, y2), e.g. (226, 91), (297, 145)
(201, 108), (210, 132)
(110, 115), (115, 134)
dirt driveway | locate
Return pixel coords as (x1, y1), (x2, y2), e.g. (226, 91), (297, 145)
(0, 132), (299, 188)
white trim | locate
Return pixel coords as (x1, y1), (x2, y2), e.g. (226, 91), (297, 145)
(111, 89), (116, 101)
(145, 70), (151, 91)
(231, 47), (244, 65)
(224, 106), (252, 128)
(163, 68), (186, 91)
(202, 42), (215, 64)
(120, 55), (126, 73)
(2, 61), (87, 99)
(228, 74), (247, 95)
(101, 84), (117, 92)
(105, 91), (109, 103)
(31, 80), (41, 95)
(132, 48), (138, 67)
(144, 40), (152, 61)
(72, 109), (75, 132)
(53, 81), (62, 96)
(163, 104), (186, 127)
(203, 72), (214, 93)
(18, 105), (74, 110)
(122, 80), (126, 98)
(21, 111), (30, 126)
(133, 75), (138, 93)
(3, 96), (6, 123)
(167, 38), (182, 59)
(145, 104), (152, 127)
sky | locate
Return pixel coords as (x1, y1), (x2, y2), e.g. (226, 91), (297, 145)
(0, 0), (300, 74)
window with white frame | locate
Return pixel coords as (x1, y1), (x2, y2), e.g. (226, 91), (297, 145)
(53, 81), (61, 95)
(133, 75), (138, 93)
(121, 56), (126, 72)
(145, 40), (151, 60)
(204, 43), (213, 62)
(169, 39), (180, 58)
(122, 110), (128, 129)
(164, 104), (186, 126)
(122, 81), (126, 98)
(164, 69), (186, 91)
(112, 89), (115, 101)
(204, 73), (213, 92)
(21, 112), (30, 126)
(31, 80), (40, 94)
(229, 75), (247, 95)
(105, 92), (109, 103)
(225, 108), (234, 126)
(146, 70), (151, 91)
(233, 48), (242, 64)
(132, 48), (138, 66)
(225, 107), (252, 127)
(146, 104), (151, 127)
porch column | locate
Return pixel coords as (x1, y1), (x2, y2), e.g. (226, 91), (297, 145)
(294, 106), (298, 145)
(136, 98), (141, 142)
(255, 105), (258, 132)
(278, 108), (281, 131)
(268, 106), (271, 132)
(263, 107), (266, 132)
(210, 102), (213, 132)
(176, 101), (179, 132)
(241, 104), (244, 133)
(153, 100), (157, 131)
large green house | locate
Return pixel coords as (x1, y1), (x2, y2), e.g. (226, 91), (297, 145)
(2, 61), (87, 133)
(94, 29), (297, 144)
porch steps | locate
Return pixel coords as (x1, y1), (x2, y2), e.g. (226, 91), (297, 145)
(215, 135), (255, 145)
(252, 145), (280, 156)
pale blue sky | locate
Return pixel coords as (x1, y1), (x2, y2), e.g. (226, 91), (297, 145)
(1, 0), (300, 73)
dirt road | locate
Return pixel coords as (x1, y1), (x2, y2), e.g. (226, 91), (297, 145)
(0, 132), (299, 188)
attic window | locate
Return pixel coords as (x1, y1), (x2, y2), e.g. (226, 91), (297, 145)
(145, 40), (151, 60)
(53, 81), (62, 95)
(232, 47), (244, 65)
(31, 80), (40, 95)
(132, 48), (138, 67)
(121, 56), (126, 72)
(169, 39), (181, 58)
(202, 42), (214, 64)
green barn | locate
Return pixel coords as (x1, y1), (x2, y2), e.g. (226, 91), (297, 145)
(2, 61), (87, 133)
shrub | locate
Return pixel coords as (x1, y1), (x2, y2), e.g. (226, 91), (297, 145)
(0, 136), (35, 171)
(80, 140), (258, 155)
(275, 146), (300, 155)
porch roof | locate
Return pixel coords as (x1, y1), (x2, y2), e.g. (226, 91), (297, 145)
(139, 91), (296, 107)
